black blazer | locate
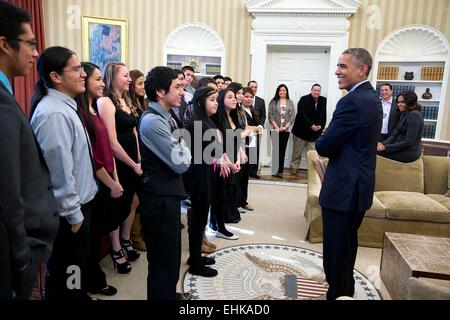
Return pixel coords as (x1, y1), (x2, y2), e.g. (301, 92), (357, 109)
(0, 205), (12, 298)
(0, 84), (59, 272)
(387, 99), (400, 136)
(186, 120), (218, 203)
(292, 94), (327, 141)
(316, 81), (382, 213)
(381, 110), (424, 163)
(253, 96), (266, 126)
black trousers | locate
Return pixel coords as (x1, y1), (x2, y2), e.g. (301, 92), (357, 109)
(210, 174), (240, 229)
(322, 208), (365, 300)
(271, 131), (290, 174)
(45, 202), (92, 300)
(188, 199), (210, 267)
(249, 139), (260, 177)
(140, 193), (181, 300)
(0, 214), (12, 299)
(86, 183), (108, 292)
(240, 161), (250, 207)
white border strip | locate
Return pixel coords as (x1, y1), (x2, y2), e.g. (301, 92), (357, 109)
(249, 180), (307, 188)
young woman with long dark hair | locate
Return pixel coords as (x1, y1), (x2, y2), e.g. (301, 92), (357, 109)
(75, 62), (124, 293)
(186, 86), (231, 277)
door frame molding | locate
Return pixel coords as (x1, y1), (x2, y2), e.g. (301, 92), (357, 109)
(245, 1), (361, 126)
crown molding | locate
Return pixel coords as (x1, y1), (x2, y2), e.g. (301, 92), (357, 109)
(245, 0), (360, 17)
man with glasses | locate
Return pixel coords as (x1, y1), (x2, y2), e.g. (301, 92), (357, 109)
(0, 2), (59, 300)
(30, 46), (97, 300)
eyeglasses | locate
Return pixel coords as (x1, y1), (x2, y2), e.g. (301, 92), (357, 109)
(12, 38), (38, 50)
(62, 65), (85, 74)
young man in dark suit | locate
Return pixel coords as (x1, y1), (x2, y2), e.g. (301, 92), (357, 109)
(316, 48), (382, 300)
(379, 83), (400, 141)
(290, 84), (327, 174)
(248, 80), (266, 178)
(0, 2), (59, 300)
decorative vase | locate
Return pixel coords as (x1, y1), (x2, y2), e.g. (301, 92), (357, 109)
(404, 72), (414, 80)
(422, 88), (432, 100)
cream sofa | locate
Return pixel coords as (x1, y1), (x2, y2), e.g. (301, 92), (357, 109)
(305, 150), (450, 248)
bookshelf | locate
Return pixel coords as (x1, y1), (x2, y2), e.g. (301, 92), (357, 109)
(167, 54), (222, 76)
(375, 61), (445, 139)
(163, 22), (226, 79)
(373, 25), (450, 141)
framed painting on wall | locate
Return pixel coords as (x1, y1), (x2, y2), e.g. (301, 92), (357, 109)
(82, 16), (128, 72)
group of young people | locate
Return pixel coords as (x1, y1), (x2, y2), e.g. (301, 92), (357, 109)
(1, 1), (394, 302)
(1, 1), (270, 300)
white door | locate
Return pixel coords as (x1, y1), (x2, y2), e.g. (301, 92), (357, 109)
(260, 46), (330, 170)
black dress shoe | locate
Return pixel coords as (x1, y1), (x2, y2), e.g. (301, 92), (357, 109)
(250, 174), (261, 180)
(189, 265), (218, 277)
(176, 292), (192, 300)
(89, 285), (118, 296)
(272, 172), (283, 178)
(187, 256), (216, 266)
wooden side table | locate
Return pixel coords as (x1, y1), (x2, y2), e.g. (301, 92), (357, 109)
(380, 232), (450, 300)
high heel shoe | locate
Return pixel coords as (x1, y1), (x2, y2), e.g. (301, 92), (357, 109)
(120, 238), (141, 262)
(110, 249), (132, 274)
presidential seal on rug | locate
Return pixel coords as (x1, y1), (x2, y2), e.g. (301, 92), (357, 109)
(183, 244), (381, 300)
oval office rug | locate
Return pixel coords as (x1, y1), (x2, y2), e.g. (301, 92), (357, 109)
(183, 244), (382, 300)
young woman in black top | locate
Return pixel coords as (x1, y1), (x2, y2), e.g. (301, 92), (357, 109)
(186, 86), (231, 277)
(210, 88), (243, 239)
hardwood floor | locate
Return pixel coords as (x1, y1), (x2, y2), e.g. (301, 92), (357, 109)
(256, 167), (308, 184)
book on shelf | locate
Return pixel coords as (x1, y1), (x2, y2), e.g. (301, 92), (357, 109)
(423, 123), (436, 139)
(205, 64), (221, 75)
(377, 66), (399, 80)
(421, 106), (439, 120)
(421, 66), (444, 81)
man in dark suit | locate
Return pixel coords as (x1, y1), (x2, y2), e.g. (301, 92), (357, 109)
(315, 48), (382, 300)
(248, 80), (266, 126)
(248, 80), (266, 178)
(290, 84), (327, 174)
(379, 83), (400, 141)
(0, 2), (59, 300)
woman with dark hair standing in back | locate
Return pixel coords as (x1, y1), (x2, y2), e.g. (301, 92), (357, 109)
(227, 82), (260, 212)
(128, 69), (147, 252)
(129, 69), (147, 116)
(377, 91), (424, 163)
(240, 87), (263, 210)
(75, 62), (123, 294)
(268, 84), (296, 178)
(209, 88), (242, 239)
(186, 86), (231, 277)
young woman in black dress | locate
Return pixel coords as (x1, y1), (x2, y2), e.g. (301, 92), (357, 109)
(97, 62), (142, 271)
(210, 88), (243, 239)
(186, 86), (231, 277)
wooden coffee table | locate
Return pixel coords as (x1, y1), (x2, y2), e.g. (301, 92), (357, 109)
(380, 232), (450, 300)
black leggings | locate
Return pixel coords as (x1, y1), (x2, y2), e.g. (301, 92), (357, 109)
(188, 199), (210, 267)
(271, 131), (290, 174)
